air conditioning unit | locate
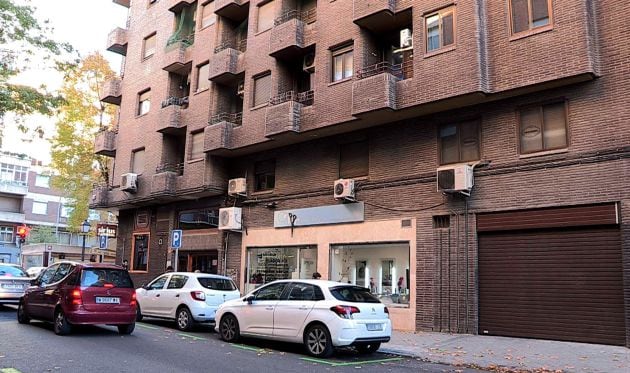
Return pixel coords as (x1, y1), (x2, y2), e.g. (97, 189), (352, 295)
(228, 178), (247, 196)
(334, 178), (355, 200)
(218, 207), (242, 231)
(121, 173), (138, 193)
(236, 81), (245, 97)
(437, 165), (474, 193)
(400, 28), (413, 48)
(303, 53), (315, 72)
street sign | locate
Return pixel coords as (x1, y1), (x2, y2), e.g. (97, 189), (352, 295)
(171, 229), (182, 249)
(99, 235), (108, 250)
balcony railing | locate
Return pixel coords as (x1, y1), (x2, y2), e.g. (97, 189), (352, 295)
(214, 39), (247, 54)
(356, 60), (414, 80)
(274, 8), (317, 26)
(156, 162), (184, 175)
(210, 112), (242, 126)
(0, 180), (28, 196)
(161, 96), (189, 108)
(269, 90), (314, 106)
(99, 78), (122, 105)
(94, 130), (117, 157)
(106, 27), (128, 55)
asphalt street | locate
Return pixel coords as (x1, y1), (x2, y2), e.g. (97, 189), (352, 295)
(0, 305), (487, 373)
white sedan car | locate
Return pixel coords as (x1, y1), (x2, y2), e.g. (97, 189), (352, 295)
(215, 279), (391, 358)
(136, 272), (240, 331)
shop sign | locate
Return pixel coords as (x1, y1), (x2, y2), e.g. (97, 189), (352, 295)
(274, 202), (364, 228)
(96, 224), (117, 238)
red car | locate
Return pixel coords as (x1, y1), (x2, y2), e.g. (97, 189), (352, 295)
(17, 262), (137, 335)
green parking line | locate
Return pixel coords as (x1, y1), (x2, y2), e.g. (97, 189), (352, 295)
(136, 323), (159, 330)
(178, 332), (207, 341)
(300, 357), (403, 367)
(231, 344), (263, 352)
(1, 368), (24, 373)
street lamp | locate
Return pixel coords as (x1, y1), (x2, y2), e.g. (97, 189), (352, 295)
(80, 219), (91, 262)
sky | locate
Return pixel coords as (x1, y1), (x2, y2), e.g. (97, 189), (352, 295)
(3, 0), (129, 163)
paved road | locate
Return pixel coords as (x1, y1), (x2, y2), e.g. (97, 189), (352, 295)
(0, 305), (487, 373)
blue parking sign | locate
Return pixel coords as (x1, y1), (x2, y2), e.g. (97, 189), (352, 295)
(99, 235), (108, 250)
(171, 229), (182, 249)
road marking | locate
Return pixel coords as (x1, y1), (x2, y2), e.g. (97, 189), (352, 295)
(232, 344), (263, 352)
(300, 357), (403, 367)
(177, 333), (207, 341)
(1, 368), (24, 373)
(136, 323), (159, 330)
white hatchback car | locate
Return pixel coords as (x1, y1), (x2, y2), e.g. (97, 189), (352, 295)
(136, 272), (240, 331)
(215, 279), (391, 358)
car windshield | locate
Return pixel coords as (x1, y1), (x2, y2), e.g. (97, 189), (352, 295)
(330, 286), (380, 303)
(81, 268), (134, 288)
(198, 277), (237, 291)
(0, 265), (28, 277)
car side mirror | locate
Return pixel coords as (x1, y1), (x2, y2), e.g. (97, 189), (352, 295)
(30, 278), (38, 286)
(244, 295), (255, 304)
(141, 284), (149, 290)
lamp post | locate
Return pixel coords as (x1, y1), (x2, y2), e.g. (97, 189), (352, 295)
(80, 219), (91, 262)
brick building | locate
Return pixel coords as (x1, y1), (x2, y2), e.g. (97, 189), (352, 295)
(94, 0), (629, 346)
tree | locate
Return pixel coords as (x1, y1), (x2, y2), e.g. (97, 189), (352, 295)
(0, 0), (73, 119)
(50, 53), (116, 231)
(27, 225), (56, 244)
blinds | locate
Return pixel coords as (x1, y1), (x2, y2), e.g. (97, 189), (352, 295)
(253, 73), (272, 107)
(190, 132), (204, 160)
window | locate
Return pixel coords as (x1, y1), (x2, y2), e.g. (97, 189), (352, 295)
(60, 205), (72, 218)
(200, 1), (216, 29)
(254, 282), (287, 301)
(32, 201), (48, 215)
(519, 101), (567, 154)
(196, 62), (210, 92)
(339, 140), (369, 178)
(51, 263), (73, 283)
(510, 0), (551, 35)
(167, 275), (188, 289)
(132, 234), (149, 271)
(257, 1), (275, 32)
(189, 131), (205, 160)
(439, 120), (480, 164)
(425, 7), (455, 53)
(254, 159), (275, 191)
(179, 209), (219, 229)
(287, 283), (324, 301)
(198, 277), (237, 291)
(35, 174), (50, 188)
(143, 33), (156, 59)
(331, 45), (353, 82)
(148, 275), (168, 290)
(137, 90), (151, 116)
(0, 163), (27, 185)
(0, 226), (13, 243)
(253, 73), (271, 107)
(131, 148), (146, 175)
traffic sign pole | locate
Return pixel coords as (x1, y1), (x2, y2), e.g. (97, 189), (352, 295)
(171, 230), (183, 272)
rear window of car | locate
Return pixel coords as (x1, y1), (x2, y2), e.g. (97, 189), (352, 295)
(198, 277), (237, 291)
(80, 268), (134, 288)
(0, 265), (28, 277)
(330, 286), (380, 303)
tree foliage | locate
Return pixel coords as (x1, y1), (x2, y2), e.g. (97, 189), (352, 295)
(50, 53), (116, 231)
(28, 225), (56, 244)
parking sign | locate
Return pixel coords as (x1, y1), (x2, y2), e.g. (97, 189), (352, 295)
(171, 229), (182, 249)
(99, 235), (108, 250)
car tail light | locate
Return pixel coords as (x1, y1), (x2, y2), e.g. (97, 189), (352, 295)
(104, 283), (115, 289)
(384, 306), (389, 318)
(130, 291), (137, 307)
(330, 305), (360, 319)
(191, 291), (206, 301)
(71, 288), (82, 306)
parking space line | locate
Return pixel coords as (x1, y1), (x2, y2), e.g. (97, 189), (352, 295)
(1, 368), (23, 373)
(136, 323), (159, 330)
(231, 344), (263, 352)
(177, 332), (207, 341)
(300, 357), (404, 367)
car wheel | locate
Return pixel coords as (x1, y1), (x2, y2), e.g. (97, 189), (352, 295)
(219, 314), (240, 342)
(176, 306), (193, 331)
(17, 301), (30, 324)
(304, 324), (334, 358)
(118, 323), (135, 335)
(136, 305), (143, 322)
(356, 342), (381, 354)
(54, 309), (72, 335)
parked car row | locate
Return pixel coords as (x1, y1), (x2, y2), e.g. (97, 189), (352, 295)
(11, 261), (392, 358)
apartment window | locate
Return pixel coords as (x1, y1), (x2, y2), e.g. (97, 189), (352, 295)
(131, 148), (146, 174)
(339, 140), (369, 178)
(257, 1), (275, 32)
(32, 201), (48, 215)
(253, 73), (271, 107)
(60, 205), (72, 218)
(0, 163), (27, 185)
(510, 0), (551, 35)
(425, 7), (455, 53)
(196, 62), (210, 92)
(178, 208), (219, 229)
(331, 45), (353, 82)
(439, 120), (480, 164)
(143, 33), (156, 59)
(254, 159), (275, 192)
(132, 234), (149, 272)
(35, 174), (50, 188)
(200, 1), (216, 29)
(189, 131), (204, 160)
(0, 226), (13, 243)
(519, 101), (567, 154)
(138, 90), (151, 116)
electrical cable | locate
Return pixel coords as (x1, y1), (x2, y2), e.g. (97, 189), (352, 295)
(362, 200), (445, 213)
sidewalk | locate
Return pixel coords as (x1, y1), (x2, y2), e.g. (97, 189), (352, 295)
(381, 331), (629, 373)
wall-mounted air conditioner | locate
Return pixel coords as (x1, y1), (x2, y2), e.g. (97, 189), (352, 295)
(236, 81), (245, 97)
(334, 178), (355, 200)
(437, 165), (474, 193)
(400, 28), (413, 48)
(218, 207), (242, 231)
(228, 178), (247, 196)
(121, 173), (138, 193)
(303, 53), (315, 72)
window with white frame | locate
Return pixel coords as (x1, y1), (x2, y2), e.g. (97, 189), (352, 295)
(60, 205), (72, 218)
(0, 226), (14, 243)
(35, 174), (50, 188)
(0, 163), (28, 185)
(32, 201), (48, 215)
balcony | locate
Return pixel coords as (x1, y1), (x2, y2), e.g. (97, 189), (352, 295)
(265, 91), (313, 137)
(163, 39), (194, 74)
(89, 185), (109, 209)
(209, 41), (246, 84)
(99, 78), (122, 105)
(112, 0), (130, 7)
(167, 0), (195, 12)
(353, 0), (396, 33)
(0, 181), (27, 196)
(106, 27), (128, 56)
(157, 97), (188, 134)
(94, 130), (117, 157)
(352, 62), (405, 115)
(269, 9), (316, 59)
(151, 163), (183, 196)
(214, 0), (250, 22)
(0, 211), (25, 223)
(204, 113), (241, 154)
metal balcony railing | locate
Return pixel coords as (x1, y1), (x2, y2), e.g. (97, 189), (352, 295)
(269, 90), (314, 106)
(210, 112), (243, 126)
(356, 60), (414, 80)
(155, 162), (184, 175)
(161, 96), (189, 108)
(274, 8), (317, 26)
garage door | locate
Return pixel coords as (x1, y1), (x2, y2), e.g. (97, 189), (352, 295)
(477, 204), (625, 345)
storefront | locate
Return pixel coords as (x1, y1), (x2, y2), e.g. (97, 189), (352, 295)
(244, 246), (317, 293)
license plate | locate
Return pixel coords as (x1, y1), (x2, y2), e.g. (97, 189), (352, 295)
(95, 297), (120, 304)
(2, 284), (22, 290)
(366, 323), (383, 331)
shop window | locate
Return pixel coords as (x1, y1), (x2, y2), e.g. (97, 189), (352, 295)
(137, 89), (151, 116)
(519, 101), (567, 154)
(200, 1), (216, 29)
(253, 72), (271, 107)
(257, 1), (275, 33)
(131, 148), (145, 174)
(143, 33), (156, 59)
(0, 226), (14, 243)
(132, 234), (149, 272)
(510, 0), (552, 35)
(245, 246), (317, 293)
(330, 243), (410, 308)
(254, 159), (275, 192)
(331, 44), (353, 82)
(339, 140), (368, 178)
(425, 7), (455, 53)
(178, 208), (219, 229)
(439, 120), (480, 165)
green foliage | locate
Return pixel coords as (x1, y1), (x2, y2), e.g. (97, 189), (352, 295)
(27, 225), (56, 244)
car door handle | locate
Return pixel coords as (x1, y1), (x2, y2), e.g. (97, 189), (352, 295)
(298, 307), (309, 310)
(175, 294), (179, 298)
(265, 307), (274, 311)
(156, 294), (160, 297)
